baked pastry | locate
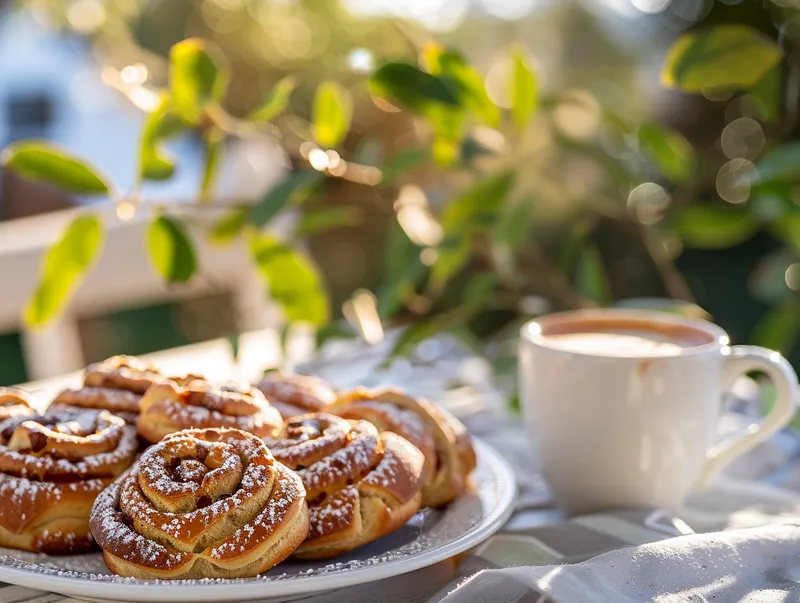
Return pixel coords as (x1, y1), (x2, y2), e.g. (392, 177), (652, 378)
(266, 413), (425, 559)
(90, 427), (309, 579)
(255, 371), (337, 419)
(137, 379), (283, 444)
(0, 406), (137, 553)
(330, 388), (476, 508)
(0, 388), (34, 421)
(51, 355), (166, 425)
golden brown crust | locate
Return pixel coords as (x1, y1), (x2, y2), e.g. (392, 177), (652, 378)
(0, 406), (137, 553)
(255, 372), (337, 420)
(51, 387), (141, 425)
(51, 355), (169, 426)
(90, 427), (309, 579)
(84, 355), (165, 394)
(137, 381), (283, 444)
(330, 388), (476, 508)
(266, 413), (425, 559)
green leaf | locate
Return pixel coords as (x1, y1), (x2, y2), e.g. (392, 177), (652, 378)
(249, 235), (329, 326)
(754, 142), (800, 185)
(576, 245), (609, 303)
(147, 215), (197, 283)
(424, 45), (499, 126)
(2, 141), (110, 195)
(247, 76), (296, 122)
(379, 147), (429, 186)
(750, 303), (799, 354)
(638, 123), (696, 183)
(370, 63), (461, 115)
(170, 38), (229, 123)
(431, 237), (472, 288)
(749, 183), (797, 222)
(293, 207), (363, 238)
(432, 136), (460, 166)
(441, 172), (515, 232)
(766, 213), (800, 252)
(782, 215), (800, 253)
(463, 273), (497, 309)
(25, 215), (104, 327)
(493, 197), (533, 252)
(434, 172), (515, 287)
(674, 206), (758, 249)
(249, 171), (323, 228)
(209, 208), (247, 244)
(661, 25), (782, 92)
(377, 221), (424, 319)
(749, 66), (782, 123)
(510, 47), (538, 129)
(312, 81), (352, 148)
(200, 130), (224, 200)
(139, 95), (188, 182)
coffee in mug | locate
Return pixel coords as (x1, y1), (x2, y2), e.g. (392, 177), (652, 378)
(519, 309), (798, 515)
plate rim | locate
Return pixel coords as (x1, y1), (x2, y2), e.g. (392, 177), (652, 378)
(0, 438), (516, 602)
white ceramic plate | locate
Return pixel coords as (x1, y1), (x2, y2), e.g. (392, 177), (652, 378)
(0, 438), (515, 603)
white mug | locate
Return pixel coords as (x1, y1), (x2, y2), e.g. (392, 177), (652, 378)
(519, 309), (798, 515)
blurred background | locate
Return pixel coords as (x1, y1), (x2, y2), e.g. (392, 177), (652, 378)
(0, 0), (798, 396)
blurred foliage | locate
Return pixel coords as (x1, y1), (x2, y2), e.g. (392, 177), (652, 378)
(2, 0), (800, 370)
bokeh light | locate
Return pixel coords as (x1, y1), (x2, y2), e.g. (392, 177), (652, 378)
(308, 148), (330, 171)
(716, 158), (756, 204)
(786, 264), (800, 290)
(630, 0), (671, 14)
(721, 118), (765, 160)
(120, 64), (148, 86)
(485, 56), (513, 109)
(66, 0), (106, 33)
(325, 150), (342, 170)
(340, 0), (467, 32)
(395, 185), (443, 246)
(627, 182), (671, 225)
(553, 91), (602, 141)
(115, 201), (136, 222)
(343, 289), (384, 345)
(420, 247), (438, 266)
(347, 48), (374, 72)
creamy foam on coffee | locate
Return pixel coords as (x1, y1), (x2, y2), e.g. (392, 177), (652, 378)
(537, 317), (713, 357)
(542, 332), (684, 356)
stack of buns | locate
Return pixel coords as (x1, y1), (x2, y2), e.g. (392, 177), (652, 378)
(0, 355), (476, 580)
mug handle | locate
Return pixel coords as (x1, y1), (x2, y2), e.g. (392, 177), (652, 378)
(695, 345), (798, 490)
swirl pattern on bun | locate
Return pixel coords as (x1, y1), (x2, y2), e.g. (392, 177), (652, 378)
(330, 388), (476, 508)
(90, 428), (308, 579)
(0, 406), (137, 553)
(137, 379), (283, 444)
(52, 355), (167, 425)
(255, 372), (337, 420)
(266, 413), (425, 559)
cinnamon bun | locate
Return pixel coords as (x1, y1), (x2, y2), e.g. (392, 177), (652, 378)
(266, 413), (425, 559)
(330, 388), (476, 508)
(90, 427), (309, 579)
(52, 355), (166, 425)
(255, 372), (337, 420)
(0, 406), (137, 553)
(137, 379), (283, 444)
